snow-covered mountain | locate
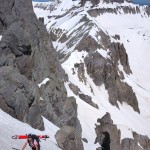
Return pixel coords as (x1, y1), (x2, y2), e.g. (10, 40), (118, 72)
(33, 0), (150, 149)
(0, 0), (150, 150)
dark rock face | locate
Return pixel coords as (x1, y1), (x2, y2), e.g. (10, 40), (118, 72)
(133, 132), (150, 150)
(81, 0), (86, 6)
(88, 6), (150, 17)
(53, 96), (84, 149)
(0, 2), (83, 145)
(76, 35), (101, 52)
(55, 126), (84, 150)
(61, 96), (78, 127)
(95, 113), (122, 150)
(91, 0), (100, 6)
(69, 83), (81, 95)
(81, 0), (123, 6)
(0, 0), (47, 130)
(39, 17), (44, 24)
(121, 139), (143, 150)
(84, 50), (139, 112)
(101, 131), (111, 150)
(0, 66), (44, 130)
(103, 0), (124, 3)
(108, 42), (131, 74)
(82, 138), (88, 143)
(75, 30), (110, 52)
(79, 93), (99, 109)
(69, 83), (99, 109)
(85, 52), (108, 86)
(145, 6), (150, 16)
(74, 62), (86, 84)
(95, 113), (150, 150)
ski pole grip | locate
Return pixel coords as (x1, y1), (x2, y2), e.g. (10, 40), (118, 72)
(12, 135), (18, 139)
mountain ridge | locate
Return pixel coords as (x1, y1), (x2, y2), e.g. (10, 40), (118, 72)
(0, 0), (150, 149)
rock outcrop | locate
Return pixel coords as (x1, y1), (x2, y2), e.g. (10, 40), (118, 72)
(121, 138), (143, 150)
(0, 0), (48, 130)
(95, 113), (150, 150)
(95, 113), (122, 150)
(68, 83), (99, 109)
(103, 0), (124, 3)
(133, 132), (150, 150)
(88, 6), (150, 17)
(0, 66), (44, 129)
(81, 0), (124, 6)
(84, 50), (139, 112)
(55, 126), (83, 150)
(0, 1), (83, 145)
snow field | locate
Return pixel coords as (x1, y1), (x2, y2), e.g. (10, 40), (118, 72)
(0, 109), (60, 150)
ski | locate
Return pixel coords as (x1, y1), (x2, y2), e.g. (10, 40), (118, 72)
(12, 135), (49, 140)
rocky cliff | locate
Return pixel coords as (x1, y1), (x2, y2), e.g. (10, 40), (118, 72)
(1, 0), (150, 150)
(0, 0), (83, 149)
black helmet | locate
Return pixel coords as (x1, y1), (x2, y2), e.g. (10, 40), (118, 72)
(28, 134), (32, 138)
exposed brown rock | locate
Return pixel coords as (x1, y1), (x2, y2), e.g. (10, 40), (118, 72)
(133, 132), (150, 150)
(95, 113), (150, 150)
(84, 51), (139, 113)
(0, 66), (44, 130)
(95, 113), (122, 150)
(108, 42), (132, 74)
(55, 126), (84, 150)
(88, 5), (149, 17)
(75, 34), (102, 52)
(69, 83), (99, 109)
(69, 83), (81, 95)
(79, 93), (99, 109)
(121, 138), (143, 150)
(74, 62), (86, 84)
(0, 3), (84, 148)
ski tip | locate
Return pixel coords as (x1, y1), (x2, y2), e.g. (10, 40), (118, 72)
(12, 135), (18, 139)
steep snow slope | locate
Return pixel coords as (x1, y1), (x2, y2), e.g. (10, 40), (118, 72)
(97, 13), (150, 117)
(0, 109), (60, 150)
(33, 2), (53, 24)
(33, 1), (150, 149)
